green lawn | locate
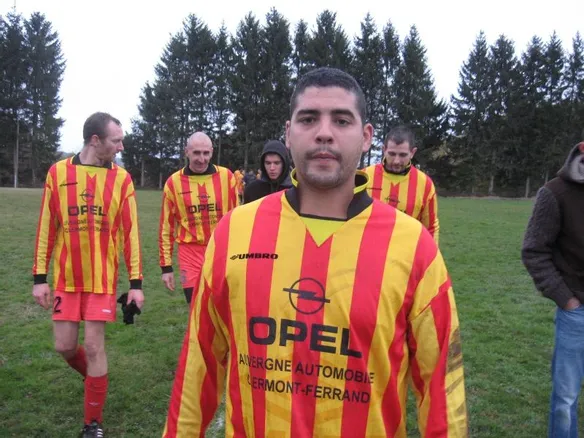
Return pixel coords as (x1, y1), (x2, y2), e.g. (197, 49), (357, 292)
(0, 188), (579, 437)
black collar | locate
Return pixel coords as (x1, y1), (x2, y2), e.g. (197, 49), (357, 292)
(382, 159), (412, 176)
(184, 164), (216, 175)
(285, 173), (372, 220)
(72, 154), (112, 169)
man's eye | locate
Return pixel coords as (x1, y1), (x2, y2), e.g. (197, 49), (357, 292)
(336, 119), (350, 126)
(299, 117), (314, 124)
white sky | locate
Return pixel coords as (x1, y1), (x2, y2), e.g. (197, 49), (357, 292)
(1, 0), (582, 153)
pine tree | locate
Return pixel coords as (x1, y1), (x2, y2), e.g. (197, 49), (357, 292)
(306, 10), (352, 70)
(210, 23), (234, 165)
(485, 34), (522, 194)
(153, 32), (191, 159)
(259, 8), (292, 141)
(394, 26), (448, 170)
(378, 20), (401, 157)
(564, 32), (584, 144)
(292, 19), (310, 82)
(450, 31), (492, 192)
(0, 12), (28, 186)
(352, 13), (384, 165)
(22, 12), (65, 186)
(146, 80), (181, 188)
(541, 32), (568, 180)
(182, 15), (216, 133)
(516, 36), (547, 196)
(231, 12), (264, 169)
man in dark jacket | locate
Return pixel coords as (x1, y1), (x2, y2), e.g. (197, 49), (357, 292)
(522, 141), (584, 438)
(244, 140), (292, 203)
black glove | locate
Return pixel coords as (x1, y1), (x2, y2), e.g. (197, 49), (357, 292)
(117, 293), (141, 325)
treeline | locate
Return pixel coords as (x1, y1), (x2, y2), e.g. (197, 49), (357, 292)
(0, 11), (65, 187)
(125, 9), (584, 196)
(1, 9), (583, 196)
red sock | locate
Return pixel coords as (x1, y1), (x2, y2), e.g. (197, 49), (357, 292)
(84, 374), (108, 424)
(65, 346), (87, 377)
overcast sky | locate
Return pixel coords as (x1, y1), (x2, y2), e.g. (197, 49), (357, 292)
(1, 0), (582, 153)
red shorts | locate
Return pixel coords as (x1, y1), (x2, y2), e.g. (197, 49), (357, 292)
(178, 243), (206, 290)
(52, 290), (117, 322)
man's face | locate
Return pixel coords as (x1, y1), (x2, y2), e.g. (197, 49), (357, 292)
(185, 139), (213, 173)
(383, 140), (416, 173)
(95, 121), (124, 162)
(285, 86), (372, 190)
(264, 153), (283, 181)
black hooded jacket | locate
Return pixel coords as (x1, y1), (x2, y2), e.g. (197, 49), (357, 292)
(244, 140), (292, 203)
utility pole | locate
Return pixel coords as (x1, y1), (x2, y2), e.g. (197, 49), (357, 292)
(14, 113), (19, 188)
(12, 0), (18, 188)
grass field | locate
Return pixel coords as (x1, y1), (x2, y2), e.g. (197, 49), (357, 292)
(0, 187), (581, 437)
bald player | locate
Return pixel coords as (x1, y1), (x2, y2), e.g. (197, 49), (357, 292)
(158, 132), (238, 304)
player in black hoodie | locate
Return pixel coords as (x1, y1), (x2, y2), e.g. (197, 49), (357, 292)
(243, 139), (293, 203)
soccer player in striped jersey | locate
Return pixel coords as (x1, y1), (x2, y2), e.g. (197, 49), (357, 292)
(363, 126), (440, 242)
(163, 68), (467, 437)
(158, 132), (238, 305)
(32, 112), (144, 438)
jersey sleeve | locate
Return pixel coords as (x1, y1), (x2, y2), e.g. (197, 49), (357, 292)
(407, 234), (467, 437)
(227, 170), (239, 210)
(421, 182), (439, 244)
(162, 235), (229, 437)
(121, 176), (143, 285)
(158, 182), (176, 270)
(32, 169), (58, 282)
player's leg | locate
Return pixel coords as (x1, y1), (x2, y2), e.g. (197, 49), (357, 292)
(548, 307), (584, 438)
(80, 293), (116, 435)
(178, 243), (206, 305)
(52, 291), (86, 377)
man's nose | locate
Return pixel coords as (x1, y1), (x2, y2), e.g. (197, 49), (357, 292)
(315, 120), (333, 144)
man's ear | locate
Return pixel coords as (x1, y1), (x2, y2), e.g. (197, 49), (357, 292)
(578, 142), (584, 154)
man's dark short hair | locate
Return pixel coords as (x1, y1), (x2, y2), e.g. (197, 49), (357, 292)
(384, 125), (416, 150)
(83, 112), (121, 145)
(290, 67), (367, 124)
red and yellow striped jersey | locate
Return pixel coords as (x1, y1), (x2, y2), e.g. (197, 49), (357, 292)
(32, 155), (143, 294)
(158, 165), (238, 269)
(163, 172), (467, 437)
(363, 163), (439, 243)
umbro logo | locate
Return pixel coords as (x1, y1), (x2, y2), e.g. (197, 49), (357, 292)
(179, 190), (192, 195)
(230, 253), (279, 260)
(60, 182), (78, 187)
(198, 194), (210, 200)
(370, 187), (382, 191)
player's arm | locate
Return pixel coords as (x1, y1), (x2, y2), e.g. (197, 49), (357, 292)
(421, 182), (439, 244)
(163, 238), (228, 437)
(227, 170), (239, 209)
(121, 177), (144, 307)
(521, 186), (576, 309)
(32, 171), (58, 309)
(159, 184), (176, 291)
(407, 233), (467, 437)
